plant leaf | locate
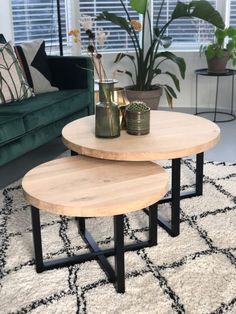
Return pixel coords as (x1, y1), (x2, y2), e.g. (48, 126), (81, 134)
(161, 36), (172, 48)
(164, 72), (180, 92)
(96, 11), (131, 33)
(164, 88), (173, 108)
(164, 84), (177, 99)
(130, 0), (148, 14)
(117, 69), (133, 79)
(153, 27), (160, 38)
(114, 53), (135, 63)
(155, 51), (186, 79)
(227, 26), (236, 37)
(171, 0), (225, 29)
(154, 68), (162, 75)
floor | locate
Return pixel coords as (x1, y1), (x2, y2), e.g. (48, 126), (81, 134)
(0, 108), (235, 189)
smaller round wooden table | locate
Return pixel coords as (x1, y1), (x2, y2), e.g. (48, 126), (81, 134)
(22, 155), (168, 293)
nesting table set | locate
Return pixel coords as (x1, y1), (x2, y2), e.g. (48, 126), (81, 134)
(22, 111), (220, 293)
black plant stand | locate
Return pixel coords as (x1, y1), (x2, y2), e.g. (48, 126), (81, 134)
(195, 68), (236, 123)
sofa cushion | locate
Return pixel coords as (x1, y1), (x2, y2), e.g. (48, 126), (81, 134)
(0, 42), (34, 104)
(0, 89), (92, 131)
(0, 114), (25, 144)
(0, 108), (89, 165)
(15, 40), (58, 94)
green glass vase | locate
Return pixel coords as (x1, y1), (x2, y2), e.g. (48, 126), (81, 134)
(95, 79), (120, 138)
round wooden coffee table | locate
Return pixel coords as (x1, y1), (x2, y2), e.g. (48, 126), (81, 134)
(62, 111), (220, 237)
(22, 155), (168, 293)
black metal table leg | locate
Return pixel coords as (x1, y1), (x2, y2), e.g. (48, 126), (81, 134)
(156, 158), (181, 237)
(170, 158), (181, 236)
(114, 215), (125, 293)
(78, 219), (116, 283)
(78, 217), (85, 233)
(146, 154), (204, 237)
(196, 152), (204, 196)
(148, 203), (158, 246)
(195, 74), (198, 115)
(214, 76), (220, 122)
(31, 203), (159, 293)
(231, 74), (235, 115)
(31, 206), (44, 273)
(71, 150), (78, 156)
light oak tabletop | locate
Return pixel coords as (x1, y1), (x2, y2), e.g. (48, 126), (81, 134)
(62, 111), (220, 161)
(22, 156), (168, 217)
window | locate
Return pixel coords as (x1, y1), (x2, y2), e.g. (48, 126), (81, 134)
(79, 0), (139, 52)
(153, 0), (217, 49)
(11, 0), (67, 54)
(10, 0), (225, 54)
(229, 0), (236, 26)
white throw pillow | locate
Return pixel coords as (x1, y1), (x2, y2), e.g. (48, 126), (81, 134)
(15, 40), (58, 94)
(0, 42), (34, 104)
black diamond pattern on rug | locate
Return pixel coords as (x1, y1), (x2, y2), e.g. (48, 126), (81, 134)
(0, 160), (236, 314)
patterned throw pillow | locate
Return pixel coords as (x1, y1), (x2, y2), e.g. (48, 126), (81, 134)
(0, 42), (34, 104)
(15, 40), (58, 94)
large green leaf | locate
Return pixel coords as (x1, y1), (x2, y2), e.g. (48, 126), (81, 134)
(163, 84), (177, 108)
(117, 69), (134, 84)
(96, 11), (131, 33)
(227, 26), (236, 37)
(130, 0), (148, 14)
(155, 51), (186, 79)
(161, 36), (172, 48)
(164, 85), (177, 99)
(152, 68), (162, 76)
(164, 72), (180, 92)
(114, 53), (135, 63)
(171, 0), (224, 29)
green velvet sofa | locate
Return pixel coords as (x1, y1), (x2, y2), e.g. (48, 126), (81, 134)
(0, 35), (94, 166)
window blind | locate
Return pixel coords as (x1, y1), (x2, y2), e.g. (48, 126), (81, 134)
(79, 0), (139, 51)
(11, 0), (219, 54)
(229, 0), (236, 26)
(11, 0), (67, 54)
(153, 0), (216, 49)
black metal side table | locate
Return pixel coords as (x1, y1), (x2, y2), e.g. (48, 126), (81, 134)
(195, 68), (236, 122)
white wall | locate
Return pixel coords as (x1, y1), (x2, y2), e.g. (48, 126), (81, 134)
(0, 0), (13, 41)
(101, 50), (234, 110)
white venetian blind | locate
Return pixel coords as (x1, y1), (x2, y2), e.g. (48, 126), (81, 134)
(11, 0), (68, 54)
(153, 0), (216, 49)
(79, 0), (139, 51)
(229, 0), (236, 26)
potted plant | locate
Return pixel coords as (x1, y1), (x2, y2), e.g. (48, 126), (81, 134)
(200, 26), (236, 73)
(97, 0), (224, 108)
(126, 101), (150, 135)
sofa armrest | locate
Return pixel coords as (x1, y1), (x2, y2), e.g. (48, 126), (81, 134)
(47, 56), (94, 91)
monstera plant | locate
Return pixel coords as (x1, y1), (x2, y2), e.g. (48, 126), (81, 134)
(97, 0), (224, 107)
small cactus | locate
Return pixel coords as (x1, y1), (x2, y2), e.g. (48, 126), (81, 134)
(127, 101), (149, 112)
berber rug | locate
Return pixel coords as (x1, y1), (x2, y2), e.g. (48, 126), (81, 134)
(0, 159), (236, 314)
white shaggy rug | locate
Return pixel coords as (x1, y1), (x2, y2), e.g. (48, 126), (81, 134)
(0, 159), (236, 314)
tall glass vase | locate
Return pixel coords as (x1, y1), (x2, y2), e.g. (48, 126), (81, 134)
(95, 79), (120, 138)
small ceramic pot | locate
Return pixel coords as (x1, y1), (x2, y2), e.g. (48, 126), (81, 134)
(126, 107), (150, 135)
